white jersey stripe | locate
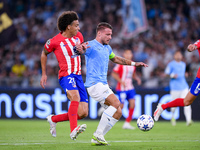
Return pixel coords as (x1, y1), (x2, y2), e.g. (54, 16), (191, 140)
(60, 42), (71, 75)
(71, 38), (79, 73)
(121, 66), (126, 91)
(66, 38), (79, 74)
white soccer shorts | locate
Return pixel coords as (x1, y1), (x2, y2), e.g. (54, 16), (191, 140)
(87, 82), (113, 109)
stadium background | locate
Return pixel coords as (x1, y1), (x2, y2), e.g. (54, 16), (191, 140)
(0, 0), (200, 121)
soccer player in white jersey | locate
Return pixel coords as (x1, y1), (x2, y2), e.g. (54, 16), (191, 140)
(112, 49), (141, 130)
(40, 11), (89, 140)
(77, 22), (148, 145)
(164, 51), (192, 126)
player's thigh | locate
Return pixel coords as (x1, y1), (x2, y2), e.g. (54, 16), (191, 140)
(74, 75), (89, 103)
(59, 75), (80, 101)
(184, 77), (200, 105)
(105, 93), (120, 109)
(126, 89), (136, 108)
(184, 92), (196, 106)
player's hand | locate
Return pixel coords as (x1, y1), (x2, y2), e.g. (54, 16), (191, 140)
(40, 75), (47, 89)
(82, 42), (90, 50)
(75, 42), (90, 54)
(135, 62), (148, 67)
(187, 44), (197, 52)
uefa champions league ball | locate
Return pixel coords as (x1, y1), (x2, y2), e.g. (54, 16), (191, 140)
(137, 114), (154, 131)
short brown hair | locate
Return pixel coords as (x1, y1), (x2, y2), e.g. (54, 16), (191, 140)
(96, 22), (112, 33)
(57, 11), (79, 32)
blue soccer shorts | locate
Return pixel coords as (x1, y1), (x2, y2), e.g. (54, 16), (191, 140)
(59, 74), (88, 103)
(116, 89), (136, 104)
(190, 77), (200, 96)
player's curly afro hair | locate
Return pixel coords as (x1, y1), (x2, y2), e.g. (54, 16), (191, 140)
(57, 11), (79, 32)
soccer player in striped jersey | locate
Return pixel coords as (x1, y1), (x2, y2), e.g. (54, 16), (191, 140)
(154, 40), (200, 122)
(164, 51), (192, 126)
(77, 22), (148, 145)
(40, 11), (89, 140)
(112, 49), (141, 130)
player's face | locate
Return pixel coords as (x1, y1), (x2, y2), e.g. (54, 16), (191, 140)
(69, 20), (80, 36)
(123, 50), (133, 60)
(100, 28), (112, 45)
(174, 52), (183, 62)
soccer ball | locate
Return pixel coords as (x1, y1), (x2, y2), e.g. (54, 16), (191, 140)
(137, 114), (154, 131)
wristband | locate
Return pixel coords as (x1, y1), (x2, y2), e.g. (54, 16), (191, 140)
(131, 62), (136, 66)
(170, 73), (175, 78)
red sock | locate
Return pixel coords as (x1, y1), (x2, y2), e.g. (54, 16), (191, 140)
(68, 101), (79, 132)
(126, 108), (134, 122)
(51, 113), (82, 123)
(161, 98), (185, 110)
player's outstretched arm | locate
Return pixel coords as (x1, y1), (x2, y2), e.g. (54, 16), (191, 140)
(40, 48), (50, 89)
(187, 44), (197, 52)
(110, 56), (148, 67)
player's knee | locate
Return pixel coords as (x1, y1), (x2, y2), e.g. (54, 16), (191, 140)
(67, 93), (80, 101)
(117, 107), (122, 117)
(112, 100), (120, 109)
(184, 100), (192, 106)
(79, 111), (88, 119)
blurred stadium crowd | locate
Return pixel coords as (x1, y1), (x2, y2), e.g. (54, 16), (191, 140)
(0, 0), (200, 89)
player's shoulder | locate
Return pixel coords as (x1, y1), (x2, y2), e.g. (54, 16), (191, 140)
(87, 39), (96, 47)
(75, 32), (83, 41)
(47, 33), (61, 43)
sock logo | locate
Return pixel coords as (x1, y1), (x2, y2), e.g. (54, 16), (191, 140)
(107, 118), (110, 121)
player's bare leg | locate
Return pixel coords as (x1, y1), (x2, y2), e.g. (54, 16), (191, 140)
(123, 99), (135, 130)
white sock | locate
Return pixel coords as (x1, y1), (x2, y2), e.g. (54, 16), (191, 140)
(103, 117), (118, 136)
(184, 105), (192, 123)
(95, 106), (117, 134)
(171, 107), (176, 119)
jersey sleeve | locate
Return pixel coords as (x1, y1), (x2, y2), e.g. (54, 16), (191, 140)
(194, 40), (200, 49)
(165, 63), (172, 75)
(76, 32), (84, 43)
(108, 45), (115, 59)
(194, 40), (200, 57)
(44, 38), (55, 53)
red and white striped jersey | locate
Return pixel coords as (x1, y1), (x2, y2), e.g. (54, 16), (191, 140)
(194, 39), (200, 78)
(113, 64), (136, 91)
(44, 32), (83, 79)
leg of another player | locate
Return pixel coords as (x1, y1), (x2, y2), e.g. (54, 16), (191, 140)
(170, 107), (176, 126)
(123, 99), (135, 130)
(154, 91), (196, 121)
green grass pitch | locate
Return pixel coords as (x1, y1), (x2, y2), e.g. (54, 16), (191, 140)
(0, 119), (200, 150)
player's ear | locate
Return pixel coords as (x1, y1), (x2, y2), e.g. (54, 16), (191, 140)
(67, 25), (71, 30)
